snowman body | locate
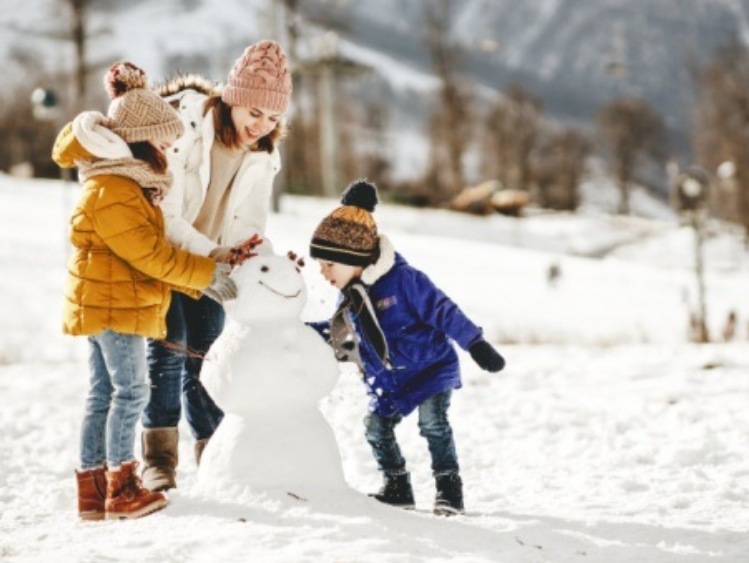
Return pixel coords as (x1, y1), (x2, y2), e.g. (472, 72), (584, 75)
(199, 254), (346, 496)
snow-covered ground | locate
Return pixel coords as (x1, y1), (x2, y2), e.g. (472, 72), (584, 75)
(1, 175), (748, 562)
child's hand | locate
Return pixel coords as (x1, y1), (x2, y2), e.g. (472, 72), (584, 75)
(469, 340), (505, 372)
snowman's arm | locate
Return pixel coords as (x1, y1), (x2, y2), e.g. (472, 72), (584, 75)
(305, 320), (332, 345)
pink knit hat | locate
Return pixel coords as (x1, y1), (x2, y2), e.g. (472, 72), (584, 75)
(104, 61), (184, 143)
(222, 40), (292, 114)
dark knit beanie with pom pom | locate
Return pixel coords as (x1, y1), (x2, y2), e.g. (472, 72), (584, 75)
(310, 180), (380, 266)
(104, 61), (184, 143)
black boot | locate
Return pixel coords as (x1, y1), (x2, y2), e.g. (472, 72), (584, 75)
(434, 472), (464, 516)
(369, 471), (415, 509)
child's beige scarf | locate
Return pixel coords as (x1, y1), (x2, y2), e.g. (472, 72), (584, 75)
(77, 158), (172, 205)
(71, 111), (173, 205)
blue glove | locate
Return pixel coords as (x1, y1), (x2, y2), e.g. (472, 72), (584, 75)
(469, 340), (505, 372)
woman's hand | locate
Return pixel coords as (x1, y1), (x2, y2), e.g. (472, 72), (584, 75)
(210, 234), (264, 266)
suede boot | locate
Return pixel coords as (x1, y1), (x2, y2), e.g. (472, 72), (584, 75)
(434, 472), (465, 516)
(75, 466), (107, 521)
(141, 427), (178, 492)
(105, 460), (168, 520)
(369, 471), (415, 509)
(194, 438), (209, 467)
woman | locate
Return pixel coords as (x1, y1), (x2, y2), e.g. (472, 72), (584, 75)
(52, 61), (236, 520)
(140, 39), (293, 491)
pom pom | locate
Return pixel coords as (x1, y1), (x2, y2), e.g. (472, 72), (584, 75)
(104, 61), (148, 100)
(341, 180), (378, 212)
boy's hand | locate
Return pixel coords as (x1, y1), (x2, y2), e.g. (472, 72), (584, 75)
(469, 340), (505, 372)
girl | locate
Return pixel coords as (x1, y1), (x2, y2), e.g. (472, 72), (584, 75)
(52, 61), (235, 520)
(140, 40), (293, 491)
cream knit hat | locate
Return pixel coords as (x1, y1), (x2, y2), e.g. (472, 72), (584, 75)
(104, 61), (184, 143)
(221, 40), (292, 113)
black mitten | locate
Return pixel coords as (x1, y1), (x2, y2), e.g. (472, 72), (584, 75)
(469, 340), (505, 373)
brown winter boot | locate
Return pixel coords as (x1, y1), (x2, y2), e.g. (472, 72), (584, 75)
(141, 427), (178, 492)
(194, 438), (209, 467)
(105, 460), (168, 520)
(75, 466), (107, 521)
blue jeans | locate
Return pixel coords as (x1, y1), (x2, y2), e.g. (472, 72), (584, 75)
(142, 293), (224, 440)
(364, 389), (459, 476)
(80, 330), (149, 469)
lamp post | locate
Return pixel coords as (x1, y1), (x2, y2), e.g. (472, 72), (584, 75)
(675, 165), (710, 343)
(30, 88), (60, 121)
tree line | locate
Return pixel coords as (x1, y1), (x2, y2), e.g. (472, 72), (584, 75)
(2, 0), (749, 240)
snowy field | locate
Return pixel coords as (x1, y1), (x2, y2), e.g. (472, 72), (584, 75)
(1, 175), (748, 562)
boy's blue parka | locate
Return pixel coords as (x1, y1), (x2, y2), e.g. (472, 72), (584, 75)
(313, 236), (484, 416)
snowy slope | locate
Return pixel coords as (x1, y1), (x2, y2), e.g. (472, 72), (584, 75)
(1, 176), (749, 562)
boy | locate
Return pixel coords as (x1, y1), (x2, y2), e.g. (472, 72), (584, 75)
(309, 180), (505, 515)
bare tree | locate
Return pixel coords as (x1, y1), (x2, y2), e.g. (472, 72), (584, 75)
(0, 84), (58, 177)
(693, 39), (749, 241)
(596, 97), (665, 215)
(533, 126), (591, 211)
(270, 0), (323, 196)
(482, 83), (543, 193)
(351, 102), (392, 189)
(283, 103), (323, 195)
(424, 0), (473, 203)
(67, 0), (88, 100)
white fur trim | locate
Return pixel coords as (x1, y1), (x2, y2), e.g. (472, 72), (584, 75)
(72, 111), (132, 159)
(361, 234), (395, 285)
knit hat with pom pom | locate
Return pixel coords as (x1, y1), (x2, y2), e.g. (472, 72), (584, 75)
(310, 180), (380, 266)
(222, 39), (292, 113)
(104, 61), (184, 143)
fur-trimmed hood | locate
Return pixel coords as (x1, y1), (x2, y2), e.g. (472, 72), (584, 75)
(361, 235), (395, 286)
(154, 73), (222, 100)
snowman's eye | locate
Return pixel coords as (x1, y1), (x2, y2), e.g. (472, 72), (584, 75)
(261, 266), (269, 272)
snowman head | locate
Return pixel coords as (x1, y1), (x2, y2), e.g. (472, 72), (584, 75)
(225, 253), (307, 324)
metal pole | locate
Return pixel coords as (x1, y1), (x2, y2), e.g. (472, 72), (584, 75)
(692, 211), (709, 343)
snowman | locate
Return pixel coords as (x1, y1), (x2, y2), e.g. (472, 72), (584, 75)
(198, 252), (347, 499)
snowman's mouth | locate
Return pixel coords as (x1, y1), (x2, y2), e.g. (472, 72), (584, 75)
(259, 281), (301, 299)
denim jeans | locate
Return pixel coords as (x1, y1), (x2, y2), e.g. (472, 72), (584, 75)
(142, 293), (225, 440)
(80, 330), (149, 469)
(364, 389), (459, 476)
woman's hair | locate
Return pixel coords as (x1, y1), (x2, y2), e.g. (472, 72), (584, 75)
(129, 141), (167, 174)
(204, 95), (286, 152)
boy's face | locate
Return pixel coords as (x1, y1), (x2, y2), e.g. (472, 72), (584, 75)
(317, 260), (363, 289)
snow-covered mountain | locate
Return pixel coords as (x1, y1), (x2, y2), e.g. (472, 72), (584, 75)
(302, 0), (749, 154)
(5, 0), (746, 130)
(2, 0), (747, 184)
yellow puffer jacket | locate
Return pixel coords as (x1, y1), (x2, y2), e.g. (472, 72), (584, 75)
(52, 123), (216, 339)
